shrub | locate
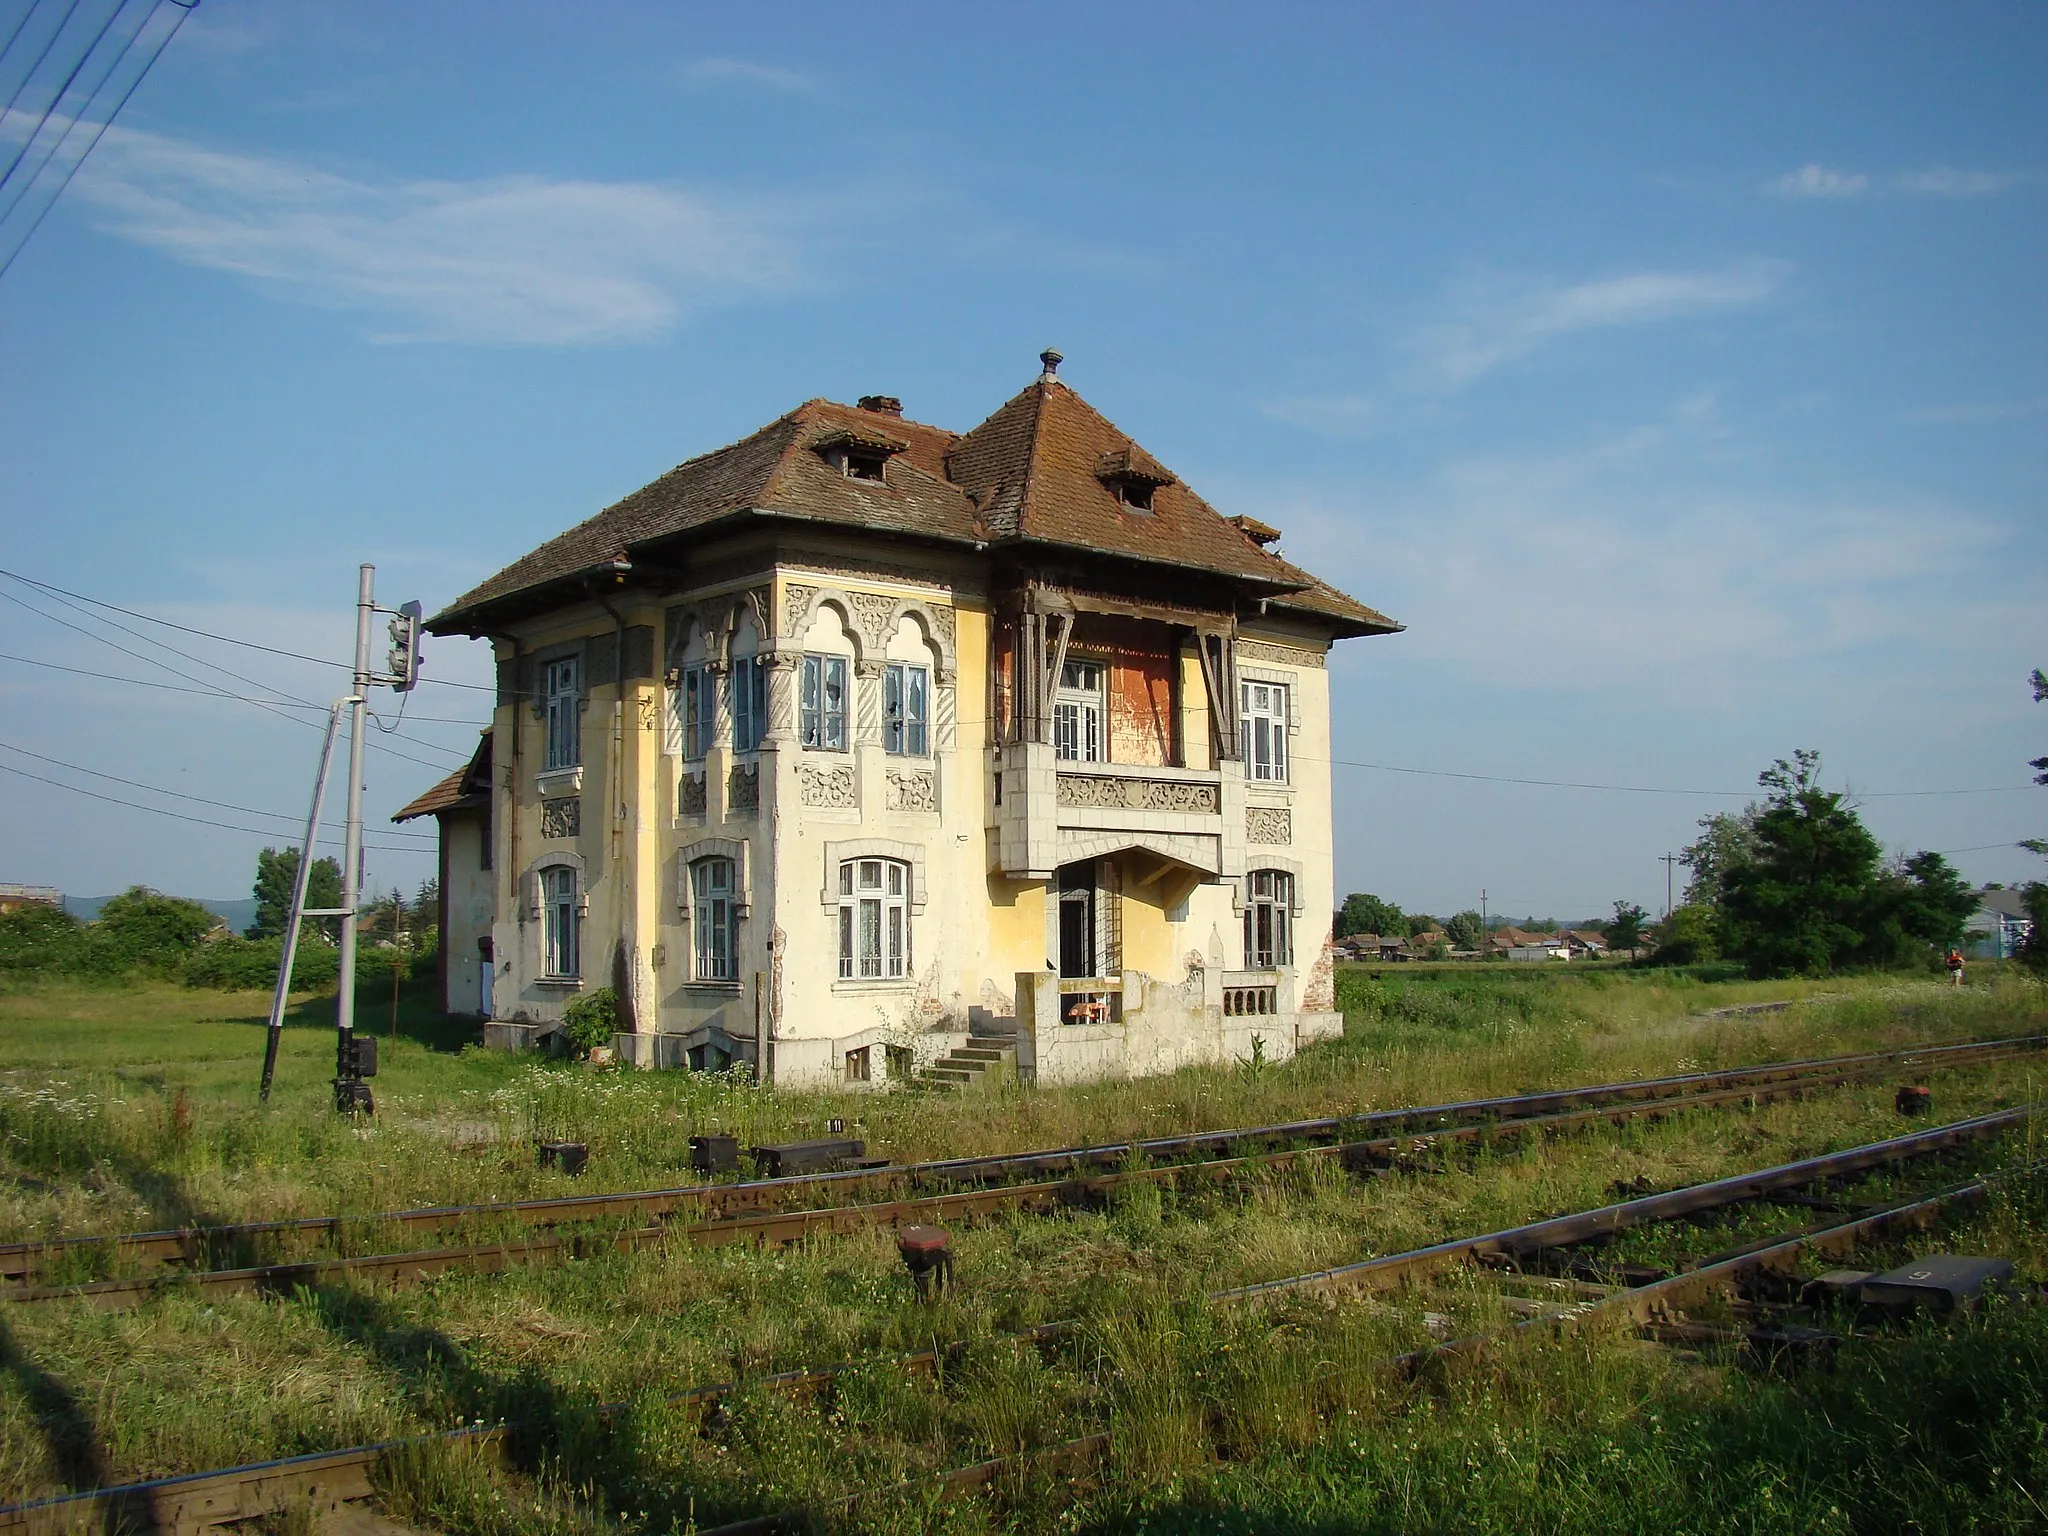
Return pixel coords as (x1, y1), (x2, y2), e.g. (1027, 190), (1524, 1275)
(183, 935), (341, 991)
(559, 987), (619, 1056)
(0, 904), (88, 975)
(95, 887), (218, 972)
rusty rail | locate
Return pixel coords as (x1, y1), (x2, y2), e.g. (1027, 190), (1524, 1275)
(1, 1032), (2033, 1293)
(0, 1106), (2032, 1536)
(1, 1061), (1926, 1308)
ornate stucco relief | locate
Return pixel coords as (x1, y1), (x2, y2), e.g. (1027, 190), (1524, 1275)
(884, 769), (937, 813)
(1246, 805), (1293, 844)
(728, 763), (760, 813)
(539, 797), (580, 840)
(1056, 773), (1220, 815)
(1236, 638), (1327, 669)
(798, 762), (858, 808)
(678, 774), (707, 816)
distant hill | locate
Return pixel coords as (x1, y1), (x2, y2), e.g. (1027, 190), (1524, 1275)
(65, 895), (261, 934)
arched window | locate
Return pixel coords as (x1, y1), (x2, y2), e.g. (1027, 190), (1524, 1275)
(542, 864), (581, 979)
(1243, 868), (1293, 969)
(691, 856), (739, 981)
(838, 857), (911, 979)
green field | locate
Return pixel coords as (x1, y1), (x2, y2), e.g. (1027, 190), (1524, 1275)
(0, 966), (2042, 1533)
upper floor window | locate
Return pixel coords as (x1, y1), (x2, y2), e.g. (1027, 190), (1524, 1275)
(1243, 869), (1293, 969)
(883, 662), (929, 756)
(690, 856), (738, 982)
(1054, 659), (1104, 764)
(541, 864), (581, 979)
(678, 664), (711, 760)
(840, 447), (888, 482)
(1241, 680), (1288, 783)
(542, 656), (581, 771)
(730, 657), (766, 753)
(801, 654), (848, 750)
(838, 857), (910, 980)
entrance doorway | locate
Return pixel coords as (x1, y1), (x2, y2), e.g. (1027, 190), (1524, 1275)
(1055, 861), (1119, 1023)
(478, 938), (494, 1018)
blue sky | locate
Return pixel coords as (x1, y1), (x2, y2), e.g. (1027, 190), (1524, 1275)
(0, 1), (2043, 921)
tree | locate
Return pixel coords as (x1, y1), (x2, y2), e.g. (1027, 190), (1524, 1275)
(1605, 901), (1649, 952)
(1336, 892), (1403, 938)
(1653, 904), (1719, 965)
(410, 878), (439, 934)
(1862, 852), (1979, 965)
(248, 847), (344, 941)
(96, 887), (217, 969)
(1444, 910), (1484, 949)
(1681, 807), (1762, 915)
(1717, 750), (1965, 976)
(1405, 913), (1439, 938)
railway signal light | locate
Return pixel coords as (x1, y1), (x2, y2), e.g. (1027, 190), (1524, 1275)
(386, 600), (423, 692)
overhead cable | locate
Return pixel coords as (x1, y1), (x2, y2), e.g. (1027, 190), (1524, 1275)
(0, 737), (435, 839)
(0, 761), (427, 853)
(0, 0), (192, 282)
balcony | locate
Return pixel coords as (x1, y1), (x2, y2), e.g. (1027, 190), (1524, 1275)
(993, 740), (1242, 881)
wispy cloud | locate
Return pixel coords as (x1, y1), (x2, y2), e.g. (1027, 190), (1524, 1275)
(1257, 394), (1378, 436)
(1227, 397), (2032, 700)
(1896, 396), (2048, 426)
(1768, 164), (1871, 199)
(1404, 260), (1787, 392)
(681, 57), (815, 93)
(72, 128), (817, 345)
(1769, 163), (2033, 200)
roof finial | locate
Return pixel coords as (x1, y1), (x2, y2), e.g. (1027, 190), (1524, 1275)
(1038, 347), (1063, 382)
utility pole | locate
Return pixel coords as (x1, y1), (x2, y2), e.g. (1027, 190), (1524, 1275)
(1479, 888), (1487, 957)
(1660, 852), (1679, 920)
(262, 565), (421, 1113)
(333, 564), (375, 1114)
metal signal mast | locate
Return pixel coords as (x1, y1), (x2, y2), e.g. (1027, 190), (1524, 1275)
(259, 565), (423, 1111)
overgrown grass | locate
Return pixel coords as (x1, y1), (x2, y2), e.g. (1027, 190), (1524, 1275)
(0, 965), (2041, 1528)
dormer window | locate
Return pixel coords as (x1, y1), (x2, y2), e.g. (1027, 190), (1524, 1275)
(1097, 446), (1172, 516)
(842, 448), (888, 482)
(814, 426), (906, 486)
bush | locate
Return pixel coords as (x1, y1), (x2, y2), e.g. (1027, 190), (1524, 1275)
(0, 904), (89, 975)
(95, 887), (218, 972)
(559, 987), (619, 1056)
(183, 935), (341, 991)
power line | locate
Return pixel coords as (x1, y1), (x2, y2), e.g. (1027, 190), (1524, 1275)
(0, 586), (470, 768)
(0, 0), (89, 189)
(0, 0), (138, 224)
(0, 650), (492, 723)
(0, 737), (435, 839)
(0, 760), (428, 852)
(0, 0), (194, 281)
(0, 565), (497, 692)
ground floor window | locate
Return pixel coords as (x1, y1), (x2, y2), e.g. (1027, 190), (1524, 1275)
(1243, 868), (1293, 969)
(837, 857), (910, 979)
(542, 865), (580, 979)
(691, 855), (738, 981)
(845, 1045), (871, 1082)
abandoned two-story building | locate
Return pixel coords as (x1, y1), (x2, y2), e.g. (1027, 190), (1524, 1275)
(399, 354), (1399, 1088)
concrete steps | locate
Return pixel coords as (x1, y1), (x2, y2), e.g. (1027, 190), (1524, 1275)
(916, 1036), (1017, 1091)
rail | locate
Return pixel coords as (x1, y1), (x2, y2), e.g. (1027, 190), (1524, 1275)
(4, 1107), (2030, 1536)
(0, 1033), (2037, 1303)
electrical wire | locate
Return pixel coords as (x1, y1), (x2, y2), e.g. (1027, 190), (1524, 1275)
(0, 0), (87, 189)
(0, 588), (470, 770)
(0, 0), (135, 224)
(0, 0), (193, 281)
(0, 761), (427, 852)
(1, 569), (2034, 798)
(0, 650), (493, 723)
(0, 565), (497, 692)
(0, 0), (54, 89)
(0, 737), (436, 839)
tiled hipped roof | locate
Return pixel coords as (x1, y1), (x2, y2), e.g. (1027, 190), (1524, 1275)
(432, 372), (1398, 637)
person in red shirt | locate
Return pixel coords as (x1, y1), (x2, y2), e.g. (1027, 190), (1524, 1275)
(1946, 948), (1966, 987)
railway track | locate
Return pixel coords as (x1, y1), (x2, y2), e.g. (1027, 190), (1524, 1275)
(1, 1104), (2033, 1536)
(5, 1035), (2038, 1309)
(1, 1032), (2036, 1309)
